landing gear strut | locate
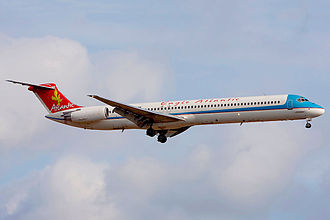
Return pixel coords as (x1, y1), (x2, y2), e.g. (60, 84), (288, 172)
(157, 134), (167, 143)
(305, 119), (312, 128)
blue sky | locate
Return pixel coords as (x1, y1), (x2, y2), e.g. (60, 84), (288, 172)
(0, 0), (329, 219)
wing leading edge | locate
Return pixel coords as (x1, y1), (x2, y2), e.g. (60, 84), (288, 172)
(88, 95), (184, 127)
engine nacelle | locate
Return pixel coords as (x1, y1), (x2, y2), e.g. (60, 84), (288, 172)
(70, 106), (109, 122)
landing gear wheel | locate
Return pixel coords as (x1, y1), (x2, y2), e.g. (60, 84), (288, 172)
(146, 127), (156, 137)
(305, 122), (312, 128)
(157, 135), (167, 143)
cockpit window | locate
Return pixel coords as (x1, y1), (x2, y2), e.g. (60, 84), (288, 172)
(297, 97), (309, 102)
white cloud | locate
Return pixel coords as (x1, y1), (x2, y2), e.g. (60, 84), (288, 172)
(116, 157), (166, 197)
(0, 156), (119, 220)
(0, 35), (91, 146)
(0, 124), (319, 219)
(211, 124), (310, 209)
(91, 51), (168, 102)
(0, 35), (167, 147)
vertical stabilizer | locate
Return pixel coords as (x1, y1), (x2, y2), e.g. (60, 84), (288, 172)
(6, 80), (81, 113)
(28, 83), (80, 113)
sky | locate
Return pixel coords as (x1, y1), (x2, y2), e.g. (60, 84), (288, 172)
(0, 0), (329, 219)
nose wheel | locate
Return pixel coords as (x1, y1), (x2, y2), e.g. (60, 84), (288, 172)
(305, 122), (311, 128)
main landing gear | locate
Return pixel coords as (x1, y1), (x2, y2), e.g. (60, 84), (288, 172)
(146, 127), (167, 143)
(305, 119), (312, 129)
(157, 134), (167, 143)
(146, 127), (156, 137)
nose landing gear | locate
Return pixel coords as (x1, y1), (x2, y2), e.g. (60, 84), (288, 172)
(305, 119), (312, 128)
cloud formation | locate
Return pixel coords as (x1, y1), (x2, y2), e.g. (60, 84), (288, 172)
(0, 124), (321, 220)
(0, 35), (167, 147)
(0, 35), (90, 146)
(1, 1), (329, 219)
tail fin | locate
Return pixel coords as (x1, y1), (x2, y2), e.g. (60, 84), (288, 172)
(7, 80), (81, 113)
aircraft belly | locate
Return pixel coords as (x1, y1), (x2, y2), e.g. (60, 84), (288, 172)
(85, 119), (138, 130)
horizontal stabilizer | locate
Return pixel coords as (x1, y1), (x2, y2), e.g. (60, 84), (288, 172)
(6, 80), (55, 90)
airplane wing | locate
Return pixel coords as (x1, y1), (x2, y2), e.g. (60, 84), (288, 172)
(88, 95), (184, 127)
(166, 126), (191, 137)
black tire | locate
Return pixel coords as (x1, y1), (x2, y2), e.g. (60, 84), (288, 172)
(146, 127), (156, 137)
(305, 122), (312, 128)
(157, 135), (167, 143)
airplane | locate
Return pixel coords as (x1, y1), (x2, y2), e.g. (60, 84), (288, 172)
(7, 80), (325, 143)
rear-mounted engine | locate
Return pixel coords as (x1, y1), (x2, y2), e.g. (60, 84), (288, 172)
(68, 106), (109, 122)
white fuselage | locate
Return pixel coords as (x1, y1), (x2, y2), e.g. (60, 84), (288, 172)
(46, 94), (325, 131)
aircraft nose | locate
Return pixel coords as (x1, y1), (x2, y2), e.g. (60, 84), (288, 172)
(311, 107), (325, 117)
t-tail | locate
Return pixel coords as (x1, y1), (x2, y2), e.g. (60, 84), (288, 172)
(6, 80), (81, 113)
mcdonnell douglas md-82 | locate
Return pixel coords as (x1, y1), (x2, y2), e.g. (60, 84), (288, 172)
(7, 80), (325, 143)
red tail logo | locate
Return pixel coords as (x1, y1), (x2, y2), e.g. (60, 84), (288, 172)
(28, 83), (80, 113)
(51, 89), (63, 106)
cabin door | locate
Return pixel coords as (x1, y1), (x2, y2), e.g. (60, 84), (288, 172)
(287, 100), (293, 110)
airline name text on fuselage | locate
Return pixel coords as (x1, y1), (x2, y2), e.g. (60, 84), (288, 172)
(161, 98), (240, 106)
